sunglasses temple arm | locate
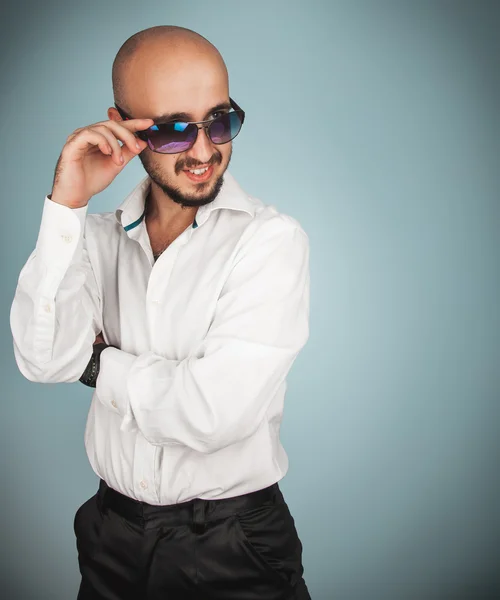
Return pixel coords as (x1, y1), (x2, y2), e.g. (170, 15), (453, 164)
(229, 97), (243, 112)
(116, 100), (243, 119)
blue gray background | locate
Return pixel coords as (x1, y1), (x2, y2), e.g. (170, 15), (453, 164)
(1, 1), (499, 598)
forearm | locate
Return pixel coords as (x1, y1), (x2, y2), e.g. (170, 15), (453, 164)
(10, 197), (103, 383)
(94, 224), (310, 451)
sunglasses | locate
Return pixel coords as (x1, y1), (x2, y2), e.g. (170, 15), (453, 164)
(114, 97), (245, 154)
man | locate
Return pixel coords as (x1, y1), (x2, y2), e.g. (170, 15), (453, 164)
(10, 25), (311, 600)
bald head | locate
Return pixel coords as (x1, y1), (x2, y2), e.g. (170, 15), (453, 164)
(112, 26), (228, 115)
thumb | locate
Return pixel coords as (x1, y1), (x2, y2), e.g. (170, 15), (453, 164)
(121, 138), (149, 165)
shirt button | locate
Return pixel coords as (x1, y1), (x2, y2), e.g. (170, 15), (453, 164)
(61, 234), (73, 243)
(140, 480), (148, 489)
(44, 304), (51, 313)
(111, 400), (117, 408)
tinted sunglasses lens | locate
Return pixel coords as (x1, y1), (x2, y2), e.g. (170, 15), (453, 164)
(146, 123), (197, 153)
(209, 112), (242, 144)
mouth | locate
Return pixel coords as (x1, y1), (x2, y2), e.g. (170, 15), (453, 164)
(183, 164), (214, 183)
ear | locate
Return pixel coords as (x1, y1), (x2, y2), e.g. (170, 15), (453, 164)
(107, 107), (123, 122)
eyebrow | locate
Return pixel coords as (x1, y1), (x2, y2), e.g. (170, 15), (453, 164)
(151, 102), (232, 123)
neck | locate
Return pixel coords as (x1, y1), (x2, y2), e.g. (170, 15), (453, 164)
(145, 181), (197, 230)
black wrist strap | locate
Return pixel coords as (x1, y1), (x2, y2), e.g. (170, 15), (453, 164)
(79, 342), (116, 388)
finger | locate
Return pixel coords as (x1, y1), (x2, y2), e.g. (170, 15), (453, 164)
(65, 129), (115, 161)
(112, 117), (154, 132)
(120, 137), (149, 166)
(95, 121), (147, 157)
(89, 125), (125, 166)
(98, 118), (155, 145)
(93, 117), (154, 132)
(93, 126), (148, 167)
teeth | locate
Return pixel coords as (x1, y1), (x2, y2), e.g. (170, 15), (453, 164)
(189, 167), (208, 175)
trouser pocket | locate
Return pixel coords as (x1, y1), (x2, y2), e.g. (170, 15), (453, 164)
(233, 501), (305, 593)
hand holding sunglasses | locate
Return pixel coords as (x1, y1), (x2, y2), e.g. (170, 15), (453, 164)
(50, 117), (154, 210)
(114, 97), (245, 154)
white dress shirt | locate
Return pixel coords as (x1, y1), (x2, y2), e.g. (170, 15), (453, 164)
(10, 170), (310, 505)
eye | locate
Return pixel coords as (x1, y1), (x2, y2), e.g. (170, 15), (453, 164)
(210, 110), (227, 120)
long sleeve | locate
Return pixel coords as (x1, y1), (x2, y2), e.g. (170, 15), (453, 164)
(10, 196), (103, 383)
(96, 219), (310, 453)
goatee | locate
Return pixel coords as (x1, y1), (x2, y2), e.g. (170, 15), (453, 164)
(139, 149), (229, 209)
(151, 172), (225, 208)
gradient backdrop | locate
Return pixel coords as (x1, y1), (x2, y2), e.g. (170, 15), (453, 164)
(1, 1), (499, 599)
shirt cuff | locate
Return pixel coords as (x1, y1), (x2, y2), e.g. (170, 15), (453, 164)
(36, 196), (89, 270)
(96, 346), (138, 432)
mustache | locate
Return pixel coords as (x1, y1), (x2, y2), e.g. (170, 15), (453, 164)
(176, 153), (222, 173)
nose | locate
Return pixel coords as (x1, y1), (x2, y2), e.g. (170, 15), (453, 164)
(186, 124), (215, 164)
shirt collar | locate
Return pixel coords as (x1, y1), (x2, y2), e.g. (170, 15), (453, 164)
(114, 169), (256, 233)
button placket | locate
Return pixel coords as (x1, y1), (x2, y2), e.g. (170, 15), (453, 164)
(147, 239), (184, 313)
(133, 432), (159, 503)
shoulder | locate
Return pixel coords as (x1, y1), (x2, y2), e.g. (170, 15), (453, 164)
(84, 210), (122, 238)
(226, 195), (309, 274)
(245, 194), (309, 248)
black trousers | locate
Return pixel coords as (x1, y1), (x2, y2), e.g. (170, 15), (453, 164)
(74, 478), (312, 599)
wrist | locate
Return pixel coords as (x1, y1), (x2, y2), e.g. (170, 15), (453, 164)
(80, 342), (114, 388)
(49, 191), (89, 209)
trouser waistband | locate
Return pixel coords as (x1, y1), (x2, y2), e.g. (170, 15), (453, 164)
(97, 479), (284, 528)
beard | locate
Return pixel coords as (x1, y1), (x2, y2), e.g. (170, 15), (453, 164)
(138, 147), (231, 209)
